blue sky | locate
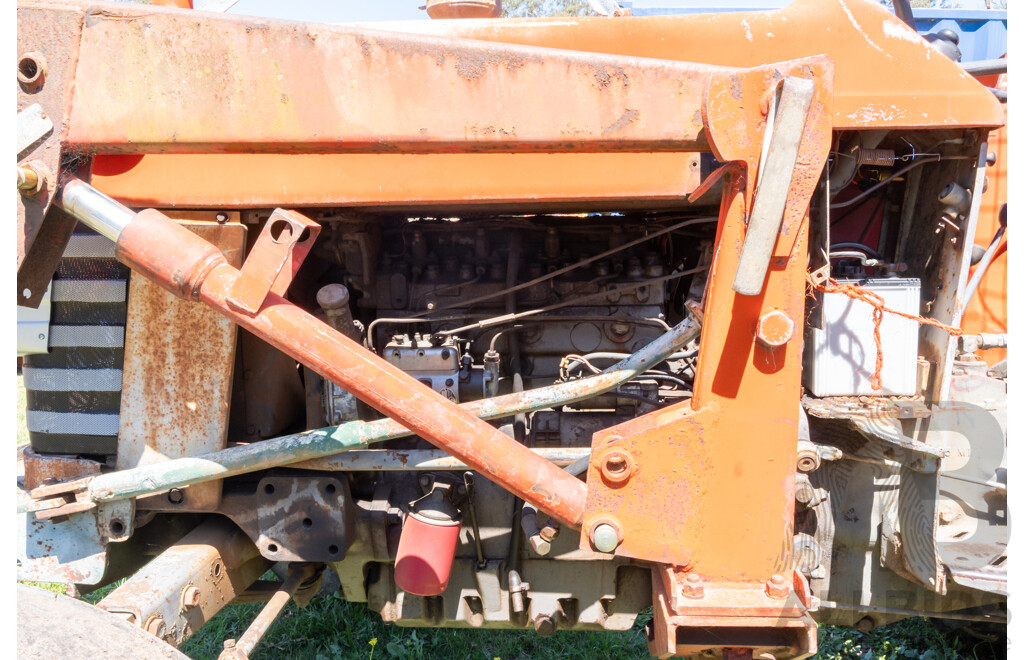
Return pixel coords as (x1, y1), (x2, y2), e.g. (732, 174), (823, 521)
(224, 0), (428, 22)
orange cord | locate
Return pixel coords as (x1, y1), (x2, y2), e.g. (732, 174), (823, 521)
(806, 274), (962, 390)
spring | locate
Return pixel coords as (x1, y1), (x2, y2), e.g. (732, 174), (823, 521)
(857, 148), (897, 166)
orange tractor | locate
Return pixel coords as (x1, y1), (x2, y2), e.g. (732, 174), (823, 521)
(16, 1), (1006, 658)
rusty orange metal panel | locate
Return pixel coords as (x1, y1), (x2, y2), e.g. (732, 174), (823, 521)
(394, 0), (1004, 130)
(116, 219), (246, 511)
(580, 59), (831, 573)
(961, 74), (1006, 364)
(65, 2), (725, 154)
(89, 152), (703, 210)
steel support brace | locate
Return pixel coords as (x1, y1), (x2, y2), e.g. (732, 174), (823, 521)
(97, 517), (271, 648)
(577, 66), (833, 658)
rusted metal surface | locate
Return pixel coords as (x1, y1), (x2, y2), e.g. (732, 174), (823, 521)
(116, 219), (245, 512)
(393, 0), (1004, 130)
(83, 0), (1006, 212)
(227, 210), (318, 315)
(17, 3), (85, 308)
(648, 567), (817, 658)
(580, 65), (833, 567)
(802, 394), (930, 420)
(98, 517), (271, 648)
(926, 143), (989, 403)
(65, 1), (725, 155)
(18, 496), (133, 586)
(575, 68), (829, 649)
(79, 313), (698, 509)
(217, 475), (357, 563)
(22, 447), (103, 491)
(219, 564), (319, 660)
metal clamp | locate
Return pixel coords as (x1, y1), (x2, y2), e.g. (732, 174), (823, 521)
(226, 209), (321, 315)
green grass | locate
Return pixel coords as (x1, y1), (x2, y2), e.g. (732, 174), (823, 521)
(17, 374), (977, 659)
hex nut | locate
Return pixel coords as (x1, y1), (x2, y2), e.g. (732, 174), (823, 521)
(18, 52), (47, 90)
(182, 585), (201, 608)
(598, 449), (635, 485)
(766, 573), (789, 599)
(796, 450), (821, 473)
(144, 616), (166, 638)
(756, 310), (795, 349)
(681, 573), (704, 599)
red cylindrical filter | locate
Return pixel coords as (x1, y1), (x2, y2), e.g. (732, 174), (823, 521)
(394, 491), (462, 596)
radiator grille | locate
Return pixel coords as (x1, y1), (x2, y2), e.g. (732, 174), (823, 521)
(22, 229), (128, 456)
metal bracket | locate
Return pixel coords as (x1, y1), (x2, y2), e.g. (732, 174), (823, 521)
(17, 103), (53, 156)
(732, 76), (816, 296)
(226, 209), (320, 315)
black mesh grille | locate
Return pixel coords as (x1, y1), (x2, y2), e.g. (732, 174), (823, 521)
(24, 228), (127, 457)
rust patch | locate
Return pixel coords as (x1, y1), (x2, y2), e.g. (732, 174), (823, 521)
(602, 108), (639, 137)
(117, 221), (246, 512)
(593, 64), (630, 89)
(23, 449), (102, 491)
(453, 50), (527, 81)
(730, 75), (743, 101)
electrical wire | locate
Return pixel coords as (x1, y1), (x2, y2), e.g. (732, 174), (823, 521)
(412, 216), (717, 318)
(436, 266), (708, 336)
(830, 156), (948, 210)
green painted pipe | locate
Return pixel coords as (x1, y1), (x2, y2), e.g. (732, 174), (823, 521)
(87, 315), (700, 503)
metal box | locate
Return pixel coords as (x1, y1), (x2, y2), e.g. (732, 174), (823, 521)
(804, 278), (921, 397)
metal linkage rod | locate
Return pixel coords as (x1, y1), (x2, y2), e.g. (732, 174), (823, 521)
(219, 564), (319, 660)
(294, 447), (591, 472)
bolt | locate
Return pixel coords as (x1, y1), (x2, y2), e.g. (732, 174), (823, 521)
(529, 535), (551, 556)
(144, 616), (166, 638)
(223, 639), (237, 650)
(590, 522), (621, 553)
(216, 213), (229, 224)
(796, 450), (820, 473)
(182, 585), (201, 607)
(766, 574), (789, 599)
(795, 482), (816, 506)
(17, 166), (38, 191)
(756, 310), (795, 349)
(681, 572), (704, 599)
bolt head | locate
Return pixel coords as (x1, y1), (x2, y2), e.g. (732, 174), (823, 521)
(529, 535), (552, 556)
(756, 310), (795, 349)
(681, 573), (704, 599)
(590, 522), (621, 553)
(144, 617), (166, 638)
(766, 574), (790, 599)
(796, 450), (820, 473)
(182, 585), (201, 607)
